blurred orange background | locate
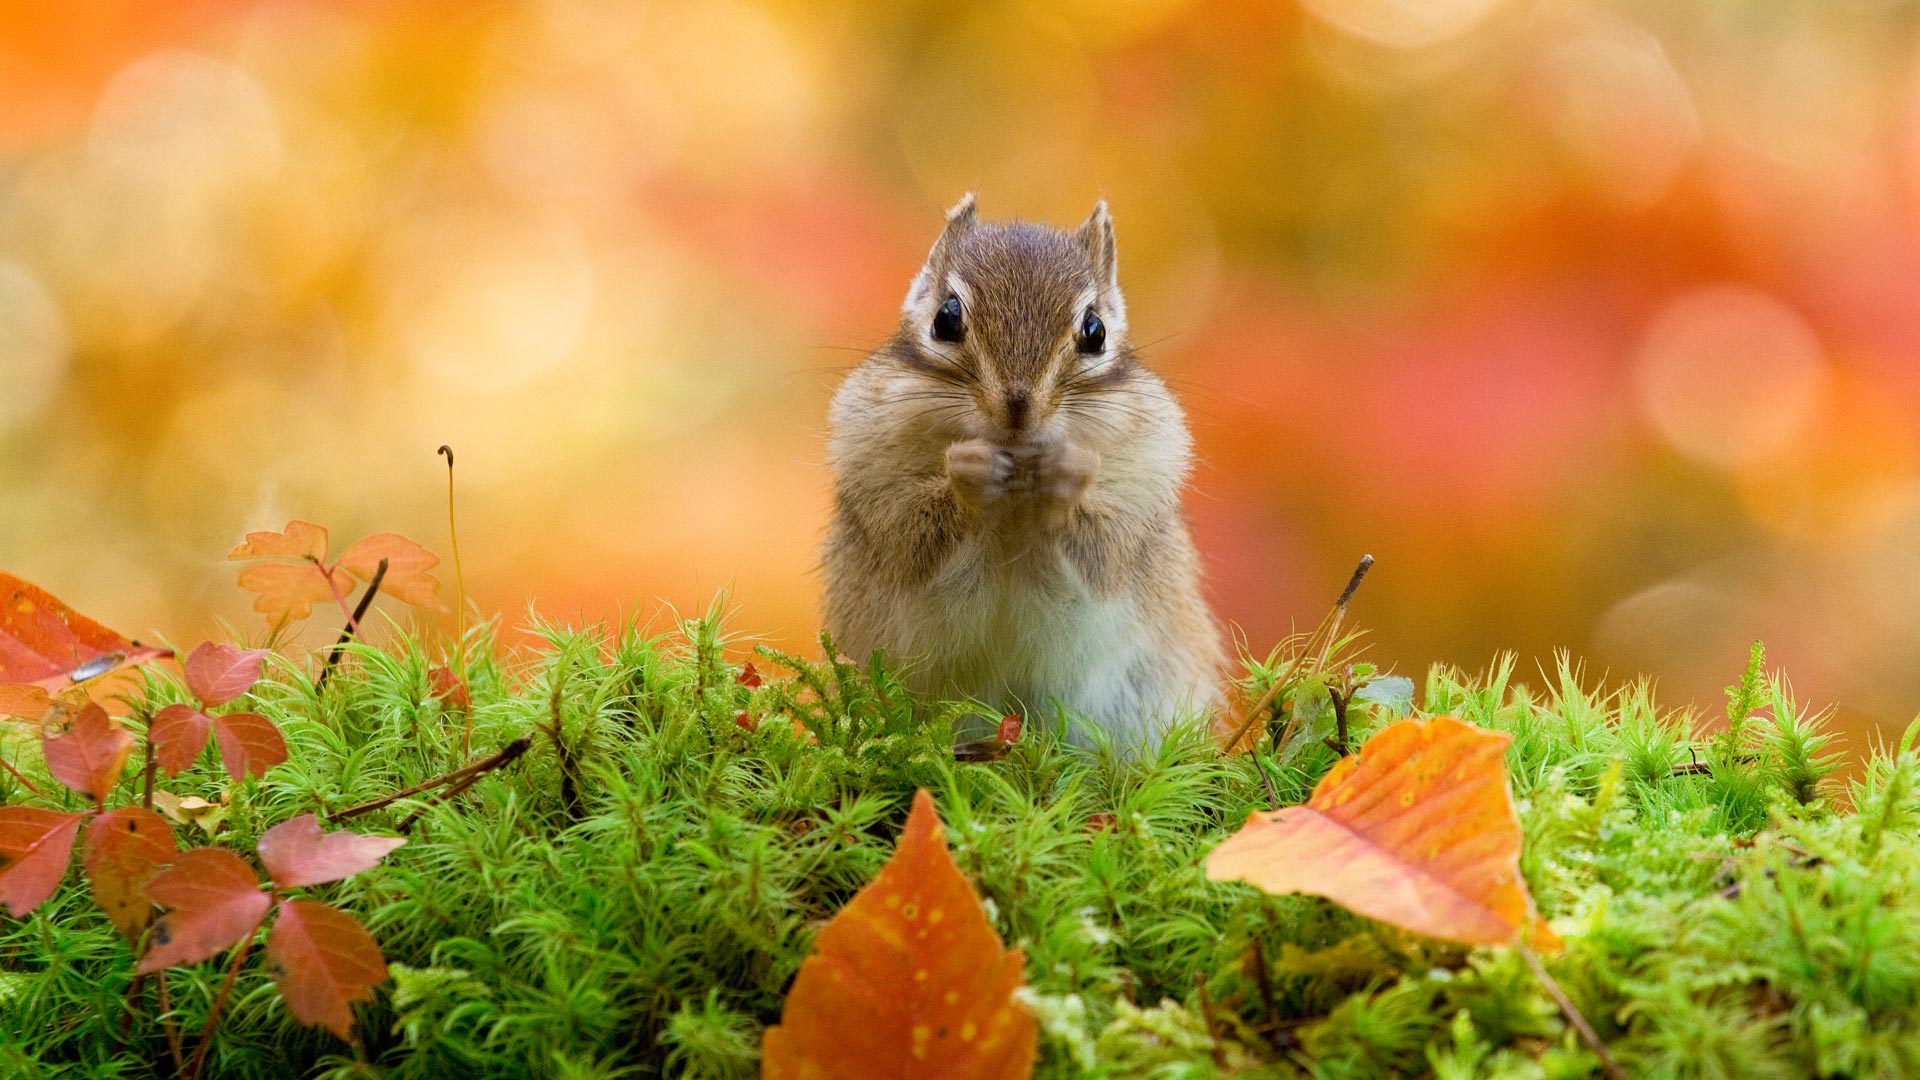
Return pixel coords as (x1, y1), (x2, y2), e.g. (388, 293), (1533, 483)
(3, 0), (1919, 748)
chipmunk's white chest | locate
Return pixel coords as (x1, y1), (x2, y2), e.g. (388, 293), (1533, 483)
(897, 538), (1155, 737)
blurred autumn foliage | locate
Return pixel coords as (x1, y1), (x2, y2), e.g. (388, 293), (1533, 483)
(3, 1), (1920, 747)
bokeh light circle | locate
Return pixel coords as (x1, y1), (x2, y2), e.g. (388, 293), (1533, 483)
(0, 262), (70, 432)
(1301, 0), (1506, 50)
(1634, 284), (1827, 468)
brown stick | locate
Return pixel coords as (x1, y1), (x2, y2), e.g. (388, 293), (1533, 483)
(316, 558), (389, 691)
(330, 736), (532, 822)
(1518, 941), (1627, 1080)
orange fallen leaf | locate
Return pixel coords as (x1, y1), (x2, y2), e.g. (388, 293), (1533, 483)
(762, 788), (1035, 1080)
(0, 572), (173, 695)
(1207, 716), (1558, 950)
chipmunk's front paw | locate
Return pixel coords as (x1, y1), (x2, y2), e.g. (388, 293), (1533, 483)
(947, 439), (1015, 508)
(1031, 438), (1099, 505)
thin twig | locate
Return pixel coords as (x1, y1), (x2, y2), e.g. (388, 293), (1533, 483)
(332, 736), (531, 822)
(316, 558), (389, 691)
(1518, 941), (1628, 1080)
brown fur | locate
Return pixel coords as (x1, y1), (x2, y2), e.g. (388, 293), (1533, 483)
(822, 195), (1224, 745)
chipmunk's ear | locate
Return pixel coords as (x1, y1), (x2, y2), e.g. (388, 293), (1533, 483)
(904, 193), (978, 313)
(1075, 199), (1118, 293)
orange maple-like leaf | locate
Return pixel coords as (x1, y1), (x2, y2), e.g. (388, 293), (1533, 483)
(337, 533), (446, 612)
(1207, 716), (1559, 950)
(226, 521), (329, 562)
(762, 788), (1036, 1080)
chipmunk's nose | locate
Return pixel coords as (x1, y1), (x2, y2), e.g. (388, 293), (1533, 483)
(1005, 390), (1031, 432)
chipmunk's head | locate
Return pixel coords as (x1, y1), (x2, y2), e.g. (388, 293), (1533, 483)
(891, 194), (1138, 443)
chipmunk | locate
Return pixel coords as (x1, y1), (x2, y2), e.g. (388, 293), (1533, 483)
(823, 195), (1225, 746)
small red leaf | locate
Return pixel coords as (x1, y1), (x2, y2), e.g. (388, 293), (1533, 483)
(337, 533), (445, 612)
(226, 521), (329, 562)
(138, 848), (270, 972)
(42, 702), (132, 806)
(148, 704), (213, 777)
(83, 807), (175, 940)
(737, 661), (763, 688)
(998, 714), (1024, 744)
(0, 807), (84, 917)
(183, 642), (267, 708)
(210, 712), (288, 782)
(428, 665), (469, 709)
(257, 814), (405, 889)
(267, 898), (389, 1039)
(735, 710), (758, 731)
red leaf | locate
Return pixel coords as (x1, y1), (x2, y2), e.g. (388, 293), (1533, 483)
(257, 814), (405, 889)
(0, 807), (84, 917)
(737, 661), (763, 688)
(226, 521), (328, 562)
(42, 702), (133, 806)
(762, 789), (1036, 1079)
(234, 563), (342, 626)
(267, 898), (389, 1039)
(735, 710), (758, 731)
(210, 712), (288, 782)
(183, 642), (267, 708)
(428, 665), (469, 709)
(148, 704), (213, 777)
(998, 714), (1024, 744)
(138, 848), (271, 972)
(0, 572), (172, 692)
(337, 533), (445, 612)
(83, 807), (175, 939)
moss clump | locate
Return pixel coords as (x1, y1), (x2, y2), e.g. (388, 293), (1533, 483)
(1, 614), (1912, 1079)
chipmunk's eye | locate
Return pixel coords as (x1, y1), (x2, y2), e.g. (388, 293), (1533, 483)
(931, 295), (965, 344)
(1077, 308), (1106, 354)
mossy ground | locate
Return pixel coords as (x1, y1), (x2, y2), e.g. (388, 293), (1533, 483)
(3, 614), (1917, 1079)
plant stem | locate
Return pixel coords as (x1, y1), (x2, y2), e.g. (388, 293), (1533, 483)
(185, 932), (255, 1080)
(155, 971), (185, 1074)
(316, 558), (389, 691)
(439, 445), (471, 756)
(1518, 941), (1626, 1080)
(0, 750), (42, 795)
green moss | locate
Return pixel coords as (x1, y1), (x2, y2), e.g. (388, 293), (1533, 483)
(1, 613), (1913, 1078)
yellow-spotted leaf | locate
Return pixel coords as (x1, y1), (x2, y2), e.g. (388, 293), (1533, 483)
(762, 788), (1035, 1080)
